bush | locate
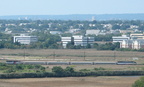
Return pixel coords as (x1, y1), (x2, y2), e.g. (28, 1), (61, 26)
(94, 67), (106, 71)
(132, 77), (144, 87)
(52, 66), (64, 75)
(79, 69), (91, 72)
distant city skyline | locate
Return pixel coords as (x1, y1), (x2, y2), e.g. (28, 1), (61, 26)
(0, 0), (144, 15)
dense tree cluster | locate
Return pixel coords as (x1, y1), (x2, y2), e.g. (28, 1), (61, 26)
(94, 42), (120, 50)
(0, 63), (46, 73)
(0, 20), (144, 33)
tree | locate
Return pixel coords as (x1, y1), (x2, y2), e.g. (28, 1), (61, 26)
(120, 24), (130, 30)
(86, 44), (91, 48)
(112, 25), (121, 30)
(94, 42), (120, 50)
(66, 41), (75, 49)
(65, 66), (75, 73)
(138, 25), (144, 31)
(132, 77), (144, 87)
(52, 66), (64, 75)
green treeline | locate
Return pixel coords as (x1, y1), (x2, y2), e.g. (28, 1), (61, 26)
(0, 63), (144, 79)
(1, 70), (144, 79)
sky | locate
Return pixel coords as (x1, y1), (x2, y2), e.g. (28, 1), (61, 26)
(0, 0), (144, 15)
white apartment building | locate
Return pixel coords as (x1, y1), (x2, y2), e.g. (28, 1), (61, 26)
(13, 34), (38, 45)
(120, 39), (144, 49)
(61, 35), (94, 48)
(113, 33), (144, 49)
(112, 35), (130, 43)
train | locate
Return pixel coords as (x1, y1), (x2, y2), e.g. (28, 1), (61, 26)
(116, 61), (137, 65)
(6, 60), (137, 65)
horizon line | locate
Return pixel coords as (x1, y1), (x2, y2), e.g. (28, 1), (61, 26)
(1, 13), (144, 16)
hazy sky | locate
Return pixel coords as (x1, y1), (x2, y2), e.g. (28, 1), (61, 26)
(0, 0), (144, 15)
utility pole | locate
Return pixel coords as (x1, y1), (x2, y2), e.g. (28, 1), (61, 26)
(84, 51), (85, 61)
(53, 51), (55, 60)
(24, 48), (25, 60)
(114, 51), (116, 61)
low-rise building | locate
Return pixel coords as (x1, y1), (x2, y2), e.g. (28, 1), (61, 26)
(120, 39), (144, 49)
(50, 31), (62, 35)
(113, 33), (144, 49)
(130, 33), (144, 40)
(13, 34), (38, 45)
(112, 35), (130, 43)
(86, 30), (100, 36)
(69, 29), (80, 33)
(120, 29), (134, 34)
(61, 37), (72, 48)
(73, 35), (94, 46)
(61, 35), (94, 48)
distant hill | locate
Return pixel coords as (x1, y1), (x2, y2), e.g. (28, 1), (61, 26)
(1, 14), (144, 20)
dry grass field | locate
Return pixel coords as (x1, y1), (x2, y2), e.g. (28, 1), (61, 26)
(0, 76), (140, 87)
(0, 49), (144, 63)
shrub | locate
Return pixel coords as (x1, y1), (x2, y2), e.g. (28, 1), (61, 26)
(132, 77), (144, 87)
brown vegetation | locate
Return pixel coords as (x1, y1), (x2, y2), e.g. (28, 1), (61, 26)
(0, 76), (140, 87)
